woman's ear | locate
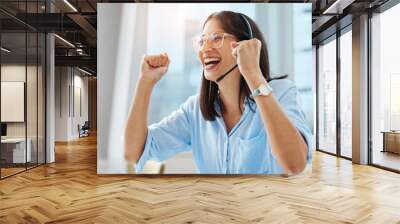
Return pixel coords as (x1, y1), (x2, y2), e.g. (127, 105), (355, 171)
(231, 41), (239, 58)
(230, 41), (238, 49)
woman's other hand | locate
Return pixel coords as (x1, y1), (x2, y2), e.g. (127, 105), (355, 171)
(140, 53), (170, 85)
(231, 39), (266, 90)
(231, 38), (261, 76)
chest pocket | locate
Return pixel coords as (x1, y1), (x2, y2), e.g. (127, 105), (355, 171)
(237, 129), (269, 173)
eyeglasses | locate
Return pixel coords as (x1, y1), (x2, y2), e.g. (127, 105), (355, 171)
(192, 32), (235, 52)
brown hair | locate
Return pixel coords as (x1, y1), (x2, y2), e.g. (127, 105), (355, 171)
(199, 11), (285, 121)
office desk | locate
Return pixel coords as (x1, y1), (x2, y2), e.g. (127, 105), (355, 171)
(381, 131), (400, 154)
(1, 138), (31, 163)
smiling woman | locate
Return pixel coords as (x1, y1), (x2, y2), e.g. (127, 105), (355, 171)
(123, 10), (313, 175)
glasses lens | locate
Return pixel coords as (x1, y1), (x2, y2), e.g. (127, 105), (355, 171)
(192, 33), (225, 52)
(192, 36), (202, 52)
(210, 33), (224, 48)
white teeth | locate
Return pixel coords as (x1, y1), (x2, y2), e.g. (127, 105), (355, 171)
(204, 57), (221, 64)
(205, 63), (217, 70)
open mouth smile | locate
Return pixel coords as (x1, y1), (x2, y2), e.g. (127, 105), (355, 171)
(203, 57), (222, 71)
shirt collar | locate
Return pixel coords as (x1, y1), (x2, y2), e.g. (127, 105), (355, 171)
(214, 96), (256, 116)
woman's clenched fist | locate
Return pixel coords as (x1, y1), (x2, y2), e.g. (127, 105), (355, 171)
(140, 53), (170, 85)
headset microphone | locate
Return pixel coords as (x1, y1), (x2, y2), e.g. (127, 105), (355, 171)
(215, 13), (253, 83)
(215, 64), (238, 82)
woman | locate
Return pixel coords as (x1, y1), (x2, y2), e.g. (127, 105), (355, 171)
(124, 11), (312, 174)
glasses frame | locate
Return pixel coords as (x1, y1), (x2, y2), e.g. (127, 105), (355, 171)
(192, 32), (236, 52)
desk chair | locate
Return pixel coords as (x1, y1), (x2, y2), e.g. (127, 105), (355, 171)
(78, 121), (90, 138)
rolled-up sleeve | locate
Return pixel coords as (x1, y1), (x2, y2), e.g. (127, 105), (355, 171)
(275, 81), (314, 163)
(135, 96), (194, 173)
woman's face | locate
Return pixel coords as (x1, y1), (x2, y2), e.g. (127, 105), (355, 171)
(198, 18), (238, 82)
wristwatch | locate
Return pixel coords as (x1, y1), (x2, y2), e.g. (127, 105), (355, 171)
(251, 83), (273, 97)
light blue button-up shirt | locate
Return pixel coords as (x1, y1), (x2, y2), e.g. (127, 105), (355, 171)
(136, 79), (313, 174)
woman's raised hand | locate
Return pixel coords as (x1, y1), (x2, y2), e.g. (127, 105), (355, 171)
(140, 53), (170, 85)
(231, 39), (262, 80)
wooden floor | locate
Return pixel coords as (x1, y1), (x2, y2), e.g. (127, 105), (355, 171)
(0, 167), (26, 178)
(1, 135), (400, 223)
(1, 163), (44, 178)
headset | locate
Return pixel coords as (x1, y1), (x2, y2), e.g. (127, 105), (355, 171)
(239, 13), (254, 40)
(215, 13), (254, 83)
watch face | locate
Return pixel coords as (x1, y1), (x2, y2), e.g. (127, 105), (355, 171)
(260, 85), (270, 95)
(252, 84), (272, 97)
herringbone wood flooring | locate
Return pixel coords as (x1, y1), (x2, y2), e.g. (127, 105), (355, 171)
(1, 134), (400, 223)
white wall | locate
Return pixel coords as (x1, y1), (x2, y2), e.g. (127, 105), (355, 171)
(55, 66), (69, 141)
(1, 65), (26, 137)
(54, 66), (89, 141)
(1, 82), (25, 122)
(1, 63), (47, 164)
(1, 65), (38, 138)
(74, 73), (89, 134)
